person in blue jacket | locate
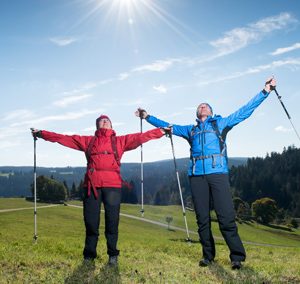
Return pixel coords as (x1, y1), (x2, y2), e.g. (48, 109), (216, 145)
(135, 77), (277, 269)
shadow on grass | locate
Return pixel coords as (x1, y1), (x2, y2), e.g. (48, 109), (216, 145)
(263, 223), (292, 232)
(65, 260), (96, 284)
(95, 264), (121, 284)
(65, 261), (121, 284)
(208, 261), (269, 283)
(169, 238), (200, 244)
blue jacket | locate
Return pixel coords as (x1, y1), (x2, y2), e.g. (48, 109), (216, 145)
(146, 90), (269, 176)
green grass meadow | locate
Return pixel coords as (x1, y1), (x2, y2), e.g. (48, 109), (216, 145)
(0, 198), (300, 283)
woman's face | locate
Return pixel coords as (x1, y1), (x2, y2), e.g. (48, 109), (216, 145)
(98, 118), (112, 129)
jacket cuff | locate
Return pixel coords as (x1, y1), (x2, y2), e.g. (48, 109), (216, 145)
(155, 127), (164, 137)
(262, 89), (269, 95)
(36, 130), (43, 139)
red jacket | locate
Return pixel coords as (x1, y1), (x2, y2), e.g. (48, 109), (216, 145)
(41, 128), (163, 198)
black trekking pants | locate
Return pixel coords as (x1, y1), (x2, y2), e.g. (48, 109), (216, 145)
(83, 187), (121, 259)
(190, 174), (246, 262)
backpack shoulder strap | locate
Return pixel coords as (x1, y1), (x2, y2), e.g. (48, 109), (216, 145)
(111, 135), (120, 166)
(85, 136), (97, 163)
(211, 120), (232, 153)
(211, 120), (224, 153)
(191, 125), (197, 136)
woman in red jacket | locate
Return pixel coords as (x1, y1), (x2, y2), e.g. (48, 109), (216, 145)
(31, 115), (166, 265)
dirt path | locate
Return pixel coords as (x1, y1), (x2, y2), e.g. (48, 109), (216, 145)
(0, 204), (60, 213)
(66, 204), (298, 248)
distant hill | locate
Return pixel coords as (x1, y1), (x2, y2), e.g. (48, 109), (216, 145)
(0, 157), (247, 198)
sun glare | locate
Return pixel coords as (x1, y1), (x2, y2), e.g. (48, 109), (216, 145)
(72, 0), (197, 45)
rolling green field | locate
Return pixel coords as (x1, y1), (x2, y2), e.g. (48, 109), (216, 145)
(0, 198), (299, 283)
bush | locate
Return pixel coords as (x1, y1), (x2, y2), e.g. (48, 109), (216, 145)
(290, 218), (299, 229)
(251, 197), (278, 224)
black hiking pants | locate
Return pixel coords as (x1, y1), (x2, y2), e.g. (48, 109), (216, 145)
(83, 187), (121, 259)
(190, 174), (246, 262)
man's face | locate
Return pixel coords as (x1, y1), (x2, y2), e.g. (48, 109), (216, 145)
(98, 118), (112, 129)
(197, 103), (212, 118)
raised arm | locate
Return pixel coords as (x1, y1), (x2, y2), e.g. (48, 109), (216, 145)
(31, 129), (90, 152)
(135, 108), (191, 139)
(119, 128), (165, 152)
(219, 77), (276, 128)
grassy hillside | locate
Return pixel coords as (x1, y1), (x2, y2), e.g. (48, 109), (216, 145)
(0, 199), (299, 283)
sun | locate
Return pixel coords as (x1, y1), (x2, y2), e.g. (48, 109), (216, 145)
(100, 0), (150, 25)
(76, 0), (159, 28)
(73, 0), (193, 45)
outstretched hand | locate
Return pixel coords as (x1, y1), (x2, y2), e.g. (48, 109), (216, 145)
(161, 126), (173, 136)
(30, 128), (42, 138)
(264, 76), (276, 93)
(135, 108), (148, 119)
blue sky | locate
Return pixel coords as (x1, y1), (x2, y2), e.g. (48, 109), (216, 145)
(1, 0), (300, 167)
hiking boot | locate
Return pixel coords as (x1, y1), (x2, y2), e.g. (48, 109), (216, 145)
(231, 261), (242, 270)
(108, 255), (118, 266)
(83, 257), (95, 262)
(83, 257), (95, 268)
(199, 258), (213, 267)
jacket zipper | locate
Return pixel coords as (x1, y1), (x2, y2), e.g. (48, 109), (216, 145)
(201, 122), (205, 174)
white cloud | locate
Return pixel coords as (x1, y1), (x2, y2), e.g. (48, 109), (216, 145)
(271, 42), (300, 56)
(49, 36), (78, 46)
(124, 99), (145, 106)
(153, 84), (167, 94)
(160, 112), (183, 119)
(184, 107), (196, 111)
(198, 58), (300, 86)
(275, 126), (292, 132)
(210, 13), (297, 55)
(61, 131), (77, 135)
(0, 141), (20, 150)
(119, 73), (130, 80)
(53, 94), (93, 107)
(10, 109), (103, 128)
(111, 122), (125, 127)
(0, 126), (28, 140)
(83, 122), (125, 133)
(1, 109), (35, 121)
(132, 59), (178, 73)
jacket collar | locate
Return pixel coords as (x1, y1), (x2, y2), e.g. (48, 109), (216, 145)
(196, 115), (214, 125)
(95, 128), (116, 137)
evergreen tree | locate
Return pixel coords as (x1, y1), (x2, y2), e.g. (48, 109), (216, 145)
(63, 180), (69, 198)
(230, 146), (300, 217)
(30, 175), (67, 202)
(77, 180), (85, 200)
(71, 182), (77, 199)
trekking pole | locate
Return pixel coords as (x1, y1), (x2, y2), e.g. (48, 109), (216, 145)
(140, 118), (145, 217)
(167, 126), (191, 242)
(30, 128), (38, 242)
(272, 86), (300, 144)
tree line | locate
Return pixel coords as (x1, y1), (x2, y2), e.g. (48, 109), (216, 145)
(229, 145), (300, 217)
(28, 175), (138, 205)
(1, 147), (299, 223)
